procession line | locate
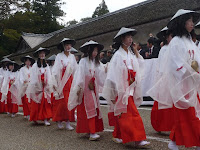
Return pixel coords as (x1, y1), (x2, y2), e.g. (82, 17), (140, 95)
(16, 111), (169, 143)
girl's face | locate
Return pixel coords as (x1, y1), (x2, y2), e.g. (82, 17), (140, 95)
(92, 47), (98, 59)
(64, 44), (72, 51)
(122, 35), (133, 47)
(185, 17), (194, 33)
(9, 64), (14, 71)
(25, 59), (31, 66)
(51, 60), (55, 66)
(39, 51), (46, 59)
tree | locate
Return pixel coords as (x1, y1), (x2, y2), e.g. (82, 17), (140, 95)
(32, 0), (65, 33)
(92, 0), (109, 18)
(0, 0), (66, 59)
(0, 29), (20, 56)
(0, 0), (29, 45)
(67, 19), (78, 26)
(0, 0), (28, 20)
(80, 17), (92, 22)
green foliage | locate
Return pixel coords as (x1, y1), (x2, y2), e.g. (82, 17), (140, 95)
(0, 0), (65, 59)
(32, 0), (65, 33)
(92, 0), (109, 18)
(0, 29), (21, 58)
(67, 19), (78, 26)
(0, 0), (28, 20)
(80, 17), (92, 22)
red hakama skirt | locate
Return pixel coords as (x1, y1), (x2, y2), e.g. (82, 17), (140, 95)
(22, 94), (31, 116)
(169, 95), (200, 147)
(29, 92), (52, 121)
(109, 96), (146, 143)
(0, 93), (6, 113)
(76, 96), (104, 134)
(6, 91), (18, 113)
(52, 75), (75, 122)
(151, 101), (175, 132)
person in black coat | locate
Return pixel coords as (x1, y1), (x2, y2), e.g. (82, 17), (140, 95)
(137, 43), (147, 59)
(145, 37), (160, 59)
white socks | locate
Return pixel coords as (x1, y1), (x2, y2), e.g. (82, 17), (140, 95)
(44, 119), (50, 126)
(112, 138), (123, 143)
(75, 114), (77, 121)
(11, 113), (15, 118)
(135, 141), (150, 146)
(89, 133), (100, 140)
(168, 141), (179, 150)
(57, 121), (64, 129)
(65, 121), (74, 130)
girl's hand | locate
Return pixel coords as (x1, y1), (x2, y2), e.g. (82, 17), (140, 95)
(132, 43), (139, 58)
(77, 86), (82, 96)
(111, 99), (116, 104)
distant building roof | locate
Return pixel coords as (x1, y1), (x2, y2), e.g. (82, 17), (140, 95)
(11, 0), (200, 58)
(22, 33), (53, 49)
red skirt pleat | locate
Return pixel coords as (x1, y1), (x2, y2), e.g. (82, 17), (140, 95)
(22, 95), (30, 116)
(51, 93), (54, 111)
(29, 93), (52, 121)
(6, 91), (18, 113)
(0, 93), (6, 113)
(76, 96), (104, 134)
(112, 96), (146, 143)
(151, 101), (175, 132)
(52, 76), (75, 122)
(170, 106), (200, 147)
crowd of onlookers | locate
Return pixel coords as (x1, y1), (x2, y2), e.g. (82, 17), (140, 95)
(99, 33), (162, 64)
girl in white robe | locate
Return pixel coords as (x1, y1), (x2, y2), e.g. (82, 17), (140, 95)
(68, 40), (106, 141)
(102, 27), (150, 148)
(148, 27), (175, 132)
(27, 48), (53, 126)
(1, 61), (19, 117)
(18, 55), (35, 119)
(0, 58), (11, 113)
(52, 38), (77, 130)
(149, 9), (200, 150)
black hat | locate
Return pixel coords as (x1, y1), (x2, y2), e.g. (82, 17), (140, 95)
(1, 58), (11, 63)
(167, 9), (200, 29)
(47, 54), (56, 61)
(33, 47), (50, 58)
(20, 55), (35, 64)
(156, 27), (168, 40)
(114, 27), (137, 43)
(70, 47), (78, 53)
(57, 38), (76, 51)
(6, 61), (19, 69)
(196, 21), (200, 28)
(79, 40), (104, 53)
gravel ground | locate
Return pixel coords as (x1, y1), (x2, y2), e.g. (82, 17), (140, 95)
(0, 106), (195, 150)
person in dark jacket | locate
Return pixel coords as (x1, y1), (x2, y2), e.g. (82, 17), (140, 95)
(145, 37), (160, 59)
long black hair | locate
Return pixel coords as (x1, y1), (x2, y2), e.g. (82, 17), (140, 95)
(169, 14), (195, 38)
(163, 29), (173, 45)
(83, 45), (100, 65)
(8, 64), (19, 72)
(2, 63), (7, 70)
(37, 58), (47, 68)
(47, 60), (55, 66)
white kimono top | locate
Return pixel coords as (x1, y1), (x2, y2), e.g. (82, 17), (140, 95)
(102, 46), (144, 116)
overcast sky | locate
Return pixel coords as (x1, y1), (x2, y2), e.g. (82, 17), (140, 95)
(60, 0), (146, 23)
